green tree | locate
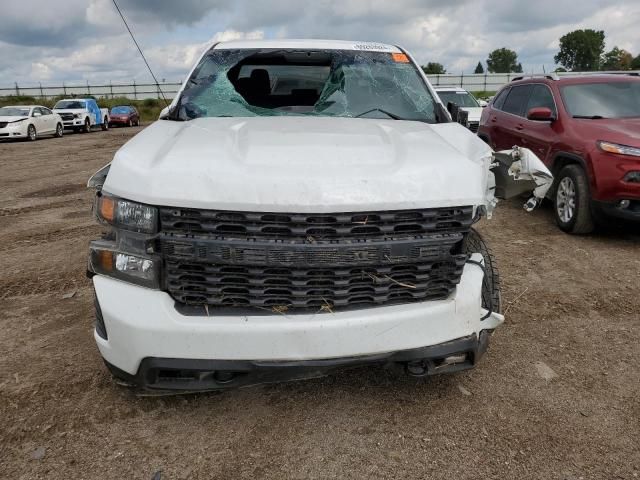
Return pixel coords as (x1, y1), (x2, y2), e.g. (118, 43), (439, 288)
(486, 48), (521, 73)
(554, 29), (605, 71)
(474, 61), (484, 74)
(632, 54), (640, 70)
(601, 47), (633, 70)
(422, 62), (446, 74)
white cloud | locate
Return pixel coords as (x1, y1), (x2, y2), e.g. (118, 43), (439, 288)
(0, 0), (639, 85)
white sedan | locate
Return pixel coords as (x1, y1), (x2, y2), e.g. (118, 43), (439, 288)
(0, 105), (64, 141)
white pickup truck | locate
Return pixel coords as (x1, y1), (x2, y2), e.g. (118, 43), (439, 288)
(53, 98), (109, 133)
(87, 39), (552, 393)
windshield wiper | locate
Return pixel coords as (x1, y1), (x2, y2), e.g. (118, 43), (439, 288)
(573, 115), (606, 119)
(355, 108), (404, 120)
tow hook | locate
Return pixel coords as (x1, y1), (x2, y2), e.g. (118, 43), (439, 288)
(406, 360), (429, 377)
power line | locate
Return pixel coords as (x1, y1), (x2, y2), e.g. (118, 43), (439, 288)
(111, 0), (169, 106)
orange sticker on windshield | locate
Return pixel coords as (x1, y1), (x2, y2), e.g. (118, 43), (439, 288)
(392, 53), (410, 63)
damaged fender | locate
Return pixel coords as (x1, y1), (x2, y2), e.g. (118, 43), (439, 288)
(490, 146), (553, 212)
(88, 163), (111, 189)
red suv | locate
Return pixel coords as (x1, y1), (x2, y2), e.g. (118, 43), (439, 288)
(478, 74), (640, 233)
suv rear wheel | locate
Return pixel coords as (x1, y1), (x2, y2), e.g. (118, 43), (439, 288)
(554, 165), (594, 234)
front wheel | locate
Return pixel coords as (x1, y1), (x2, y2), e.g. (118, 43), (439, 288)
(83, 118), (91, 133)
(463, 228), (501, 314)
(54, 123), (63, 138)
(101, 117), (109, 131)
(554, 165), (594, 234)
(127, 119), (132, 127)
(27, 124), (37, 141)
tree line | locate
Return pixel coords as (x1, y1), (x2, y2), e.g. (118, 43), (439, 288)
(422, 29), (640, 75)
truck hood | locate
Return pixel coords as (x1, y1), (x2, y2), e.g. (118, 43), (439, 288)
(53, 108), (85, 114)
(103, 117), (493, 212)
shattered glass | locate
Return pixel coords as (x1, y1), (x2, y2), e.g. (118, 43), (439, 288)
(174, 49), (437, 123)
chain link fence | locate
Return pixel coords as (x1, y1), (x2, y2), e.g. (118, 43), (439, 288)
(0, 81), (182, 100)
(2, 71), (639, 100)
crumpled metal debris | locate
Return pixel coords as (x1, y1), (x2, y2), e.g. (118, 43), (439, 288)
(491, 146), (554, 212)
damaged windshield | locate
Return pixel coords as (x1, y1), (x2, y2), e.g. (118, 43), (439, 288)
(172, 49), (438, 123)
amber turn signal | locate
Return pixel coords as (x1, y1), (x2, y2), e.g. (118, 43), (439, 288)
(97, 249), (114, 272)
(99, 195), (115, 222)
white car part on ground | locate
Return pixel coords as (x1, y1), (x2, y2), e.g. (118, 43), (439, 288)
(490, 146), (554, 212)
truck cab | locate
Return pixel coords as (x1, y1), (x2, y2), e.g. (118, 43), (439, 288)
(53, 98), (109, 133)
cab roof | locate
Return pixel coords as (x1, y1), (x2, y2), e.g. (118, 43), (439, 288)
(214, 39), (402, 53)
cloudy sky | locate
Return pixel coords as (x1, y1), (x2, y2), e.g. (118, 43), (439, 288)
(1, 0), (638, 86)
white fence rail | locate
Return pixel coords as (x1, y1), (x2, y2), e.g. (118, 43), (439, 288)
(2, 71), (638, 100)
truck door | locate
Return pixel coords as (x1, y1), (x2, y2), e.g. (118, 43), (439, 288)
(88, 100), (101, 125)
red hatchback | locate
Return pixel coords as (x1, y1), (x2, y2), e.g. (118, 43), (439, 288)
(479, 74), (640, 233)
(109, 105), (140, 127)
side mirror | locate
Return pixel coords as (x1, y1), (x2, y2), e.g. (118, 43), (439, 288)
(478, 100), (488, 108)
(33, 112), (42, 117)
(527, 107), (554, 121)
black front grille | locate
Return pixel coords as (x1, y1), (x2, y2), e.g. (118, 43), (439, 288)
(59, 113), (74, 121)
(468, 122), (479, 133)
(159, 207), (474, 312)
(166, 259), (466, 310)
(0, 122), (7, 129)
(159, 206), (473, 241)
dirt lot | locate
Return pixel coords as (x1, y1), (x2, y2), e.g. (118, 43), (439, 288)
(0, 127), (639, 480)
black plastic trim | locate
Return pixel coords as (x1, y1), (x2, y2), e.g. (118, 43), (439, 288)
(592, 199), (640, 223)
(103, 332), (493, 392)
(94, 292), (108, 340)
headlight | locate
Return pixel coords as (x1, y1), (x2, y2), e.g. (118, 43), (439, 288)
(89, 246), (160, 289)
(96, 194), (158, 233)
(597, 141), (640, 157)
(74, 113), (83, 119)
(8, 120), (24, 127)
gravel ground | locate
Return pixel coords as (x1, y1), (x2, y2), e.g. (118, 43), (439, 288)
(1, 127), (639, 480)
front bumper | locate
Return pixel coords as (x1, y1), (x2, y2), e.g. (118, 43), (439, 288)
(105, 332), (491, 392)
(62, 119), (86, 128)
(93, 254), (503, 389)
(593, 199), (640, 223)
(109, 118), (130, 125)
(0, 126), (26, 138)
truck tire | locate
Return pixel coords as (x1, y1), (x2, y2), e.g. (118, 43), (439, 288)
(553, 165), (594, 234)
(83, 118), (91, 133)
(463, 228), (501, 314)
(101, 117), (109, 131)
